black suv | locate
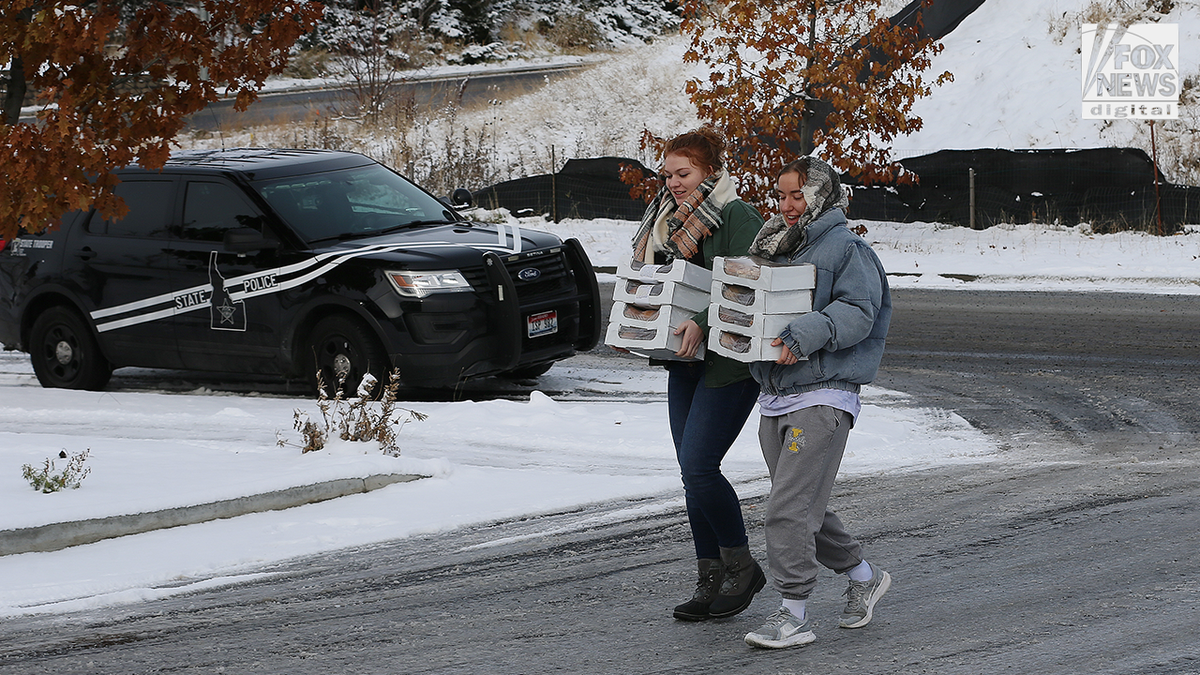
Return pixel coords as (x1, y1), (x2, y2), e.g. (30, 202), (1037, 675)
(0, 148), (601, 392)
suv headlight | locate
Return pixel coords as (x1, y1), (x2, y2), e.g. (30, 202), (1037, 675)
(386, 270), (472, 298)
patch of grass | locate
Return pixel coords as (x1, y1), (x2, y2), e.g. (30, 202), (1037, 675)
(543, 13), (606, 53)
(283, 48), (333, 79)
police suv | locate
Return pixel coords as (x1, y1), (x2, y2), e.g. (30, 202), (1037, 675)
(0, 148), (601, 393)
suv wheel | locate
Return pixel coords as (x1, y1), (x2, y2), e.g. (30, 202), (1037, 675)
(307, 315), (391, 399)
(29, 306), (113, 390)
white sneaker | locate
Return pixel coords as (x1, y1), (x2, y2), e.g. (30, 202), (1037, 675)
(744, 607), (816, 649)
(840, 564), (892, 628)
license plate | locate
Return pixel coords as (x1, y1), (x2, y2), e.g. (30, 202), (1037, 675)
(527, 310), (557, 338)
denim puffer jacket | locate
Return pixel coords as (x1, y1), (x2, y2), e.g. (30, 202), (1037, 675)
(748, 208), (892, 395)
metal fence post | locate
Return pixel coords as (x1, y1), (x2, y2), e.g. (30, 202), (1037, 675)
(551, 145), (558, 223)
(1150, 121), (1163, 235)
(969, 167), (976, 230)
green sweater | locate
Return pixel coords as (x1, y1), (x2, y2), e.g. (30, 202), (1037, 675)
(655, 199), (765, 388)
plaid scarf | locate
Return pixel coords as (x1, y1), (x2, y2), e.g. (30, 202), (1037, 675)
(631, 170), (734, 263)
(749, 157), (849, 259)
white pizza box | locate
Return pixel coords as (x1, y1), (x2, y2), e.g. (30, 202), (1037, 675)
(711, 279), (814, 315)
(713, 256), (816, 291)
(709, 304), (804, 339)
(707, 329), (785, 363)
(613, 278), (710, 312)
(616, 256), (712, 291)
(605, 322), (705, 361)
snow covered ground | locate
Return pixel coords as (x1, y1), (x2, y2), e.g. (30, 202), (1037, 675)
(4, 0), (1200, 620)
(562, 217), (1200, 294)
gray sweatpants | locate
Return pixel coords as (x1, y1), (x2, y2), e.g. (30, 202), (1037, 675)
(758, 405), (864, 600)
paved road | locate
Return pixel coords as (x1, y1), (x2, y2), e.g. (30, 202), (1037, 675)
(184, 64), (585, 131)
(1, 289), (1198, 674)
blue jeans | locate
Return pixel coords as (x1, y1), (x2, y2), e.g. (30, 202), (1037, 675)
(666, 361), (760, 560)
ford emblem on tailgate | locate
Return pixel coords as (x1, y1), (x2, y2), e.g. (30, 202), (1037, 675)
(517, 267), (541, 282)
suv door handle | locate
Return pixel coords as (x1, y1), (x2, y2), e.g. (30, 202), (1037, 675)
(77, 247), (97, 261)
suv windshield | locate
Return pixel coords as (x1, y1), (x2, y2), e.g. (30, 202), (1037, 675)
(252, 164), (459, 243)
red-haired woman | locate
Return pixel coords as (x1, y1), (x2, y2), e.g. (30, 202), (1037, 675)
(629, 127), (767, 621)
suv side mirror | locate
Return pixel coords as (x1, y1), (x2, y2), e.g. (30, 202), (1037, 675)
(224, 227), (278, 254)
(451, 188), (475, 209)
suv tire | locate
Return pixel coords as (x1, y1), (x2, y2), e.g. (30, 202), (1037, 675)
(29, 306), (113, 391)
(307, 315), (392, 400)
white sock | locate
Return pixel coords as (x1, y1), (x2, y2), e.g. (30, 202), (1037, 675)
(847, 559), (874, 582)
(781, 598), (806, 621)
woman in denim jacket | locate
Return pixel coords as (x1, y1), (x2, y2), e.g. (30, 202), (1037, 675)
(741, 157), (893, 650)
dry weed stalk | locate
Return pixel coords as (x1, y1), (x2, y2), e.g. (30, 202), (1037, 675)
(280, 368), (427, 456)
(22, 449), (92, 493)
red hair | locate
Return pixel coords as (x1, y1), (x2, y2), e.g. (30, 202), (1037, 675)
(662, 127), (726, 174)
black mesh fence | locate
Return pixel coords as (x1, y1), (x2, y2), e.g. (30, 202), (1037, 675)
(471, 148), (1200, 234)
(473, 157), (651, 222)
(845, 148), (1198, 234)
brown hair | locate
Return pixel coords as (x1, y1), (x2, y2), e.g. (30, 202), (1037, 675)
(778, 157), (810, 183)
(662, 127), (726, 173)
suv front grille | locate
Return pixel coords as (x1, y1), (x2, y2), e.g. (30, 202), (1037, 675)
(503, 251), (571, 302)
(462, 249), (573, 303)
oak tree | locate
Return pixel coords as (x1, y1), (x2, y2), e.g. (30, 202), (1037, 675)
(632, 0), (952, 204)
(0, 0), (323, 240)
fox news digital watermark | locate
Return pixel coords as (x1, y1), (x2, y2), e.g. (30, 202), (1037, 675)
(1082, 23), (1179, 120)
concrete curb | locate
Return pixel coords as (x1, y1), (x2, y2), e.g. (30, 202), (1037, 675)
(0, 473), (424, 556)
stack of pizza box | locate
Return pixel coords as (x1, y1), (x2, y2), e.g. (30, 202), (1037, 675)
(605, 257), (712, 360)
(708, 256), (817, 362)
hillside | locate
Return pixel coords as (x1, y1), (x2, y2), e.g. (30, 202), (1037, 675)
(182, 0), (1200, 191)
(893, 0), (1200, 184)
